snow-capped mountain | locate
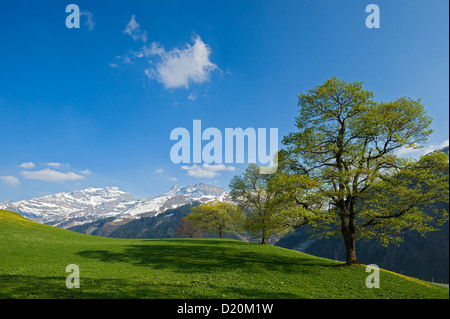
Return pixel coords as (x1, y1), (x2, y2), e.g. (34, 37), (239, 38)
(0, 187), (136, 228)
(168, 184), (230, 199)
(114, 183), (230, 221)
(0, 183), (230, 229)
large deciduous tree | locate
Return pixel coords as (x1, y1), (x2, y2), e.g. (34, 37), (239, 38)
(280, 77), (449, 265)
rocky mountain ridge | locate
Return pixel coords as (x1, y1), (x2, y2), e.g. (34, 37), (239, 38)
(0, 183), (229, 229)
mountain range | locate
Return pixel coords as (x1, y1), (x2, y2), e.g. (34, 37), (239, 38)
(0, 183), (230, 229)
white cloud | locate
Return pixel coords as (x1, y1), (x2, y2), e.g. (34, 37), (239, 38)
(123, 15), (147, 42)
(168, 177), (178, 182)
(117, 19), (219, 89)
(80, 169), (92, 175)
(396, 139), (449, 158)
(0, 176), (20, 188)
(396, 143), (421, 157)
(154, 168), (164, 174)
(145, 36), (218, 89)
(21, 169), (85, 182)
(181, 164), (235, 178)
(81, 11), (95, 31)
(17, 162), (35, 169)
(117, 17), (220, 89)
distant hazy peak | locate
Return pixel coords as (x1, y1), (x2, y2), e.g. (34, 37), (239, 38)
(166, 183), (227, 197)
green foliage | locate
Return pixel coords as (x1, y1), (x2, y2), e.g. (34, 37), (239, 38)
(267, 171), (329, 232)
(187, 201), (244, 238)
(229, 164), (290, 244)
(356, 151), (449, 246)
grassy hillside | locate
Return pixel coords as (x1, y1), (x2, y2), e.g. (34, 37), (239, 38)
(0, 210), (448, 299)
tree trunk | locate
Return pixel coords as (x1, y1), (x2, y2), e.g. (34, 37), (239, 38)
(339, 199), (359, 265)
(342, 229), (359, 265)
(219, 230), (223, 238)
(261, 227), (268, 244)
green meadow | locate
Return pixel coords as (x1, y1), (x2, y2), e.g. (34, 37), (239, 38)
(0, 210), (447, 299)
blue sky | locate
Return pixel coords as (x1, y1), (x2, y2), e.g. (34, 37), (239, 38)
(0, 0), (448, 201)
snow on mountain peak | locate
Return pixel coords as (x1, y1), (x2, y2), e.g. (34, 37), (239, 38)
(0, 186), (136, 228)
(166, 183), (227, 198)
(114, 183), (230, 222)
(0, 184), (231, 229)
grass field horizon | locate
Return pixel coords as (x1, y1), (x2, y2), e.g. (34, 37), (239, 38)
(0, 209), (448, 299)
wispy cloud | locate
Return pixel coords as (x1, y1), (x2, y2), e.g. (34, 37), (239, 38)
(123, 15), (147, 42)
(17, 162), (35, 169)
(187, 92), (197, 101)
(181, 164), (235, 178)
(168, 176), (178, 182)
(44, 162), (69, 169)
(396, 139), (449, 158)
(80, 169), (92, 175)
(81, 11), (95, 31)
(21, 168), (85, 182)
(0, 175), (20, 188)
(154, 168), (164, 174)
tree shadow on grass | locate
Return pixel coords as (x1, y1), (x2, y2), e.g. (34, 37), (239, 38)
(0, 240), (333, 299)
(0, 275), (128, 299)
(0, 274), (302, 299)
(65, 239), (345, 299)
(76, 239), (341, 275)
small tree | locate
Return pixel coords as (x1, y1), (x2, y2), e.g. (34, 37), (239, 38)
(176, 217), (203, 238)
(229, 164), (292, 244)
(186, 201), (243, 238)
